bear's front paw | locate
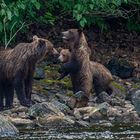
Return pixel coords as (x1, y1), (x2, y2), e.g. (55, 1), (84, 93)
(20, 100), (31, 107)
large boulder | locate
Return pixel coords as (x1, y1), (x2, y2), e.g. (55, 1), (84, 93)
(107, 57), (135, 79)
(28, 102), (65, 119)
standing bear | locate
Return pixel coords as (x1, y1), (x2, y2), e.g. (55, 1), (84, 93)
(61, 29), (113, 107)
(0, 36), (58, 111)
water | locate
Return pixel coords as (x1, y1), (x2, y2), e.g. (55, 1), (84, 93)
(2, 123), (140, 140)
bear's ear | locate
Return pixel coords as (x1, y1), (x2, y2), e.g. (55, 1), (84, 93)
(78, 28), (83, 34)
(57, 47), (63, 53)
(33, 35), (39, 41)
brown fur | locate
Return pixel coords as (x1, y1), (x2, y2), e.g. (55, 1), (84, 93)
(62, 29), (113, 107)
(58, 49), (71, 63)
(0, 36), (58, 110)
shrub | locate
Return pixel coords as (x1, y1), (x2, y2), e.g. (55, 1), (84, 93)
(0, 0), (41, 47)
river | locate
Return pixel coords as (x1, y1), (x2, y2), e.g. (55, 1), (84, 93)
(2, 123), (140, 140)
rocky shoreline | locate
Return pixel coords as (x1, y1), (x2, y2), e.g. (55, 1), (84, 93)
(0, 63), (140, 137)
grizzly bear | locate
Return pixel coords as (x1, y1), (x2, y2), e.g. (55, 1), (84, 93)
(61, 29), (113, 107)
(0, 36), (58, 111)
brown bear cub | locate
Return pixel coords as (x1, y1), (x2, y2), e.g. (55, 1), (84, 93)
(58, 49), (79, 80)
(61, 29), (113, 107)
(0, 36), (58, 111)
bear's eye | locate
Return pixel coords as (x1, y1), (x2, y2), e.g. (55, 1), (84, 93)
(63, 54), (66, 57)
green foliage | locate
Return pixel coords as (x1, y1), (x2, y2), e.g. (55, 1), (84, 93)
(0, 0), (139, 46)
(0, 0), (41, 47)
(47, 0), (140, 30)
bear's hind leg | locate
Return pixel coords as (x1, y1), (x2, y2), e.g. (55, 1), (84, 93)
(25, 66), (35, 104)
(5, 82), (14, 109)
(0, 85), (4, 111)
(14, 72), (31, 107)
(106, 85), (113, 96)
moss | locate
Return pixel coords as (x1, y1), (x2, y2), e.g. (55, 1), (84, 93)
(66, 90), (74, 97)
(33, 64), (72, 95)
(132, 83), (140, 89)
(111, 81), (126, 93)
(41, 78), (72, 90)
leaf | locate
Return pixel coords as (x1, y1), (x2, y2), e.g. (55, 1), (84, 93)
(34, 2), (41, 10)
(80, 18), (87, 27)
(14, 8), (19, 17)
(20, 3), (26, 9)
(89, 4), (94, 10)
(0, 21), (3, 32)
(1, 9), (5, 16)
(31, 0), (37, 3)
(7, 10), (12, 20)
(76, 14), (82, 21)
(123, 0), (128, 3)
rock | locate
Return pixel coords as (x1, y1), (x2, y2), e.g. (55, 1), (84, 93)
(3, 106), (28, 115)
(74, 102), (109, 120)
(0, 115), (19, 137)
(55, 93), (76, 109)
(130, 89), (140, 115)
(74, 91), (88, 100)
(28, 102), (65, 118)
(126, 88), (138, 101)
(36, 114), (75, 128)
(96, 92), (111, 103)
(76, 120), (90, 127)
(8, 117), (34, 126)
(107, 102), (140, 123)
(34, 67), (45, 80)
(107, 57), (135, 79)
(32, 92), (48, 103)
(55, 93), (70, 104)
(51, 99), (72, 114)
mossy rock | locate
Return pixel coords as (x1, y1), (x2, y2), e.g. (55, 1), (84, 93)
(33, 64), (72, 96)
(132, 83), (140, 89)
(112, 81), (126, 93)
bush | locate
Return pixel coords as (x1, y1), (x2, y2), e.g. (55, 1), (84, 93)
(0, 0), (139, 47)
(48, 0), (140, 30)
(0, 0), (41, 47)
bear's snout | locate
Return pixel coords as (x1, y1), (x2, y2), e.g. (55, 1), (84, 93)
(61, 31), (69, 40)
(58, 55), (64, 62)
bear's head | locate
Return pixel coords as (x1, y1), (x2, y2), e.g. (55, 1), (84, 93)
(61, 29), (91, 57)
(33, 35), (59, 60)
(61, 29), (82, 48)
(58, 49), (71, 63)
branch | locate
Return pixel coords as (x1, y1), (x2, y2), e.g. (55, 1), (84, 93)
(5, 22), (26, 49)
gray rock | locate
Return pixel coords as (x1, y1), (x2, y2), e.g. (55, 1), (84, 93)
(8, 117), (34, 126)
(0, 115), (19, 137)
(130, 89), (140, 115)
(34, 67), (45, 80)
(107, 57), (135, 79)
(32, 93), (48, 103)
(74, 102), (109, 120)
(51, 99), (72, 114)
(107, 103), (140, 123)
(36, 114), (75, 128)
(28, 102), (64, 118)
(76, 120), (90, 127)
(96, 92), (111, 103)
